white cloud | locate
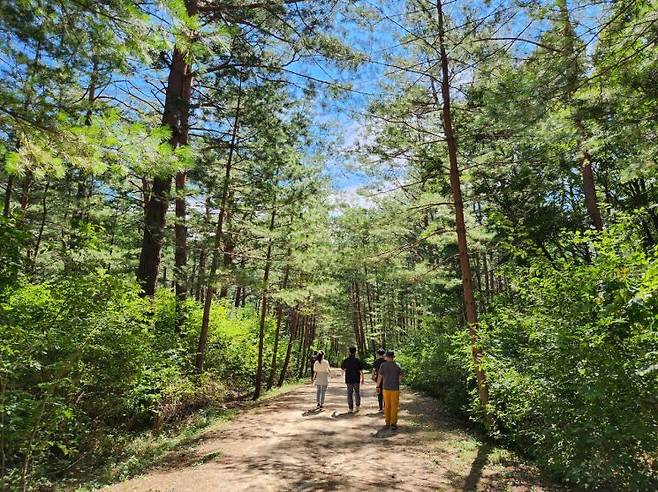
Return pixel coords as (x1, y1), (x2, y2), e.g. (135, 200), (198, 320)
(327, 184), (376, 212)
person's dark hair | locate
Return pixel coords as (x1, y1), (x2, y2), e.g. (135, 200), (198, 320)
(349, 346), (357, 355)
(377, 348), (385, 356)
(386, 350), (395, 358)
(316, 351), (324, 363)
(312, 350), (318, 355)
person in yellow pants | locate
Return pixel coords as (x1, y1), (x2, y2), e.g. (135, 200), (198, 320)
(376, 351), (403, 430)
(382, 388), (399, 426)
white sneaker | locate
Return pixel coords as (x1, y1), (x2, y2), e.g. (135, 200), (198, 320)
(355, 406), (360, 412)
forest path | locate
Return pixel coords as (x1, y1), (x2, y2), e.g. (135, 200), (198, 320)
(105, 371), (551, 491)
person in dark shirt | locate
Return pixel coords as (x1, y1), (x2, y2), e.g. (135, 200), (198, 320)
(372, 348), (386, 411)
(340, 346), (364, 413)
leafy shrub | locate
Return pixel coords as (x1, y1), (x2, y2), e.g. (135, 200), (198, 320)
(397, 309), (471, 414)
(1, 272), (151, 487)
(0, 271), (271, 489)
(479, 222), (658, 489)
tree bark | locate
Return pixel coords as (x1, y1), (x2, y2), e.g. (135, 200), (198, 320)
(302, 316), (317, 376)
(434, 0), (489, 411)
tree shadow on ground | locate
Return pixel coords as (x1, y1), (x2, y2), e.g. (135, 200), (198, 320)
(462, 443), (492, 491)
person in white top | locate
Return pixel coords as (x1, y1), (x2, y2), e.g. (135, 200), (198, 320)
(313, 351), (331, 408)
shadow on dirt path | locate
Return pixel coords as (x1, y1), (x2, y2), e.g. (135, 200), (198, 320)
(104, 371), (558, 492)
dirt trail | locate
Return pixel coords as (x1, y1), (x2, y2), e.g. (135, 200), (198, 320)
(105, 372), (552, 491)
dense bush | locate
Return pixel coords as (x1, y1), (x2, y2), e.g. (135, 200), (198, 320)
(0, 271), (288, 489)
(479, 223), (658, 489)
(395, 221), (658, 489)
(396, 304), (471, 414)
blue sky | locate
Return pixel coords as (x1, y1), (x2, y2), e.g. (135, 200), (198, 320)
(281, 0), (607, 197)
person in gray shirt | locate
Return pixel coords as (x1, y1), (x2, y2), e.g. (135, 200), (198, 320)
(376, 351), (403, 429)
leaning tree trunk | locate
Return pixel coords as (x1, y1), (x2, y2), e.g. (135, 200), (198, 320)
(267, 248), (291, 390)
(254, 208), (277, 399)
(434, 0), (489, 412)
(278, 310), (298, 387)
(195, 86), (241, 373)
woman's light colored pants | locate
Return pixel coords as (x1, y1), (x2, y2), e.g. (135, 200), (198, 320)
(316, 385), (328, 405)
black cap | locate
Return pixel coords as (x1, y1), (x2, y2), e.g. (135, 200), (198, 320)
(386, 350), (395, 358)
(377, 348), (385, 355)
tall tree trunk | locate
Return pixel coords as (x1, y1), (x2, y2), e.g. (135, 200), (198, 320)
(296, 315), (308, 378)
(31, 180), (50, 269)
(196, 197), (211, 302)
(20, 172), (32, 211)
(278, 309), (298, 386)
(302, 316), (317, 376)
(174, 166), (189, 330)
(195, 83), (241, 373)
(3, 175), (13, 218)
(254, 208), (276, 399)
(355, 282), (366, 357)
(557, 0), (603, 231)
(434, 0), (489, 411)
(350, 283), (363, 354)
(189, 250), (197, 297)
(11, 42), (41, 223)
(137, 1), (198, 296)
(71, 56), (99, 239)
(267, 248), (291, 389)
(576, 120), (603, 230)
(219, 197), (235, 299)
(196, 248), (206, 302)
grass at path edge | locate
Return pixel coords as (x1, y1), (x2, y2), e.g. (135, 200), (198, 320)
(68, 381), (304, 491)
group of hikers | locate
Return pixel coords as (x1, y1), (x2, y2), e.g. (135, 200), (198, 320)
(310, 347), (403, 430)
